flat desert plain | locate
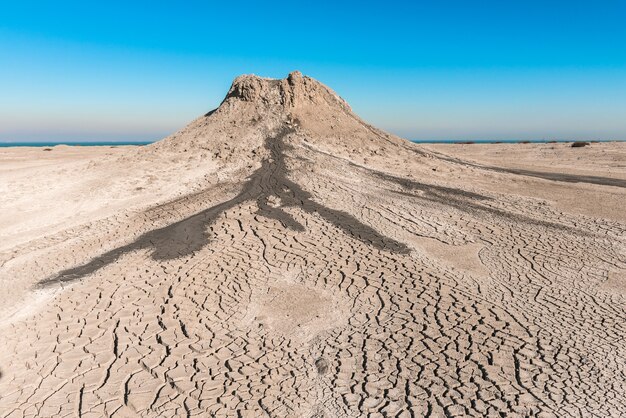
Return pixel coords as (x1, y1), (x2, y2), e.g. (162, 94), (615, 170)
(1, 72), (625, 417)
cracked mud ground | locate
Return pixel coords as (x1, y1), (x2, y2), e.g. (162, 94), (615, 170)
(1, 72), (625, 417)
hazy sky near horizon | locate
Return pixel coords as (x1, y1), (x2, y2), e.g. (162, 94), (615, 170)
(1, 0), (626, 142)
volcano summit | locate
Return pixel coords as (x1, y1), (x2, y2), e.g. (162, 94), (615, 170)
(1, 72), (625, 417)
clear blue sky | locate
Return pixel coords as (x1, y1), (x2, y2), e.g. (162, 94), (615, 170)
(1, 0), (625, 142)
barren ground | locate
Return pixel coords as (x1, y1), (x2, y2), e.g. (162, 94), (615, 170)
(1, 73), (625, 417)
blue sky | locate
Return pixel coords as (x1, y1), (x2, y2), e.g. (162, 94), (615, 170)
(1, 0), (625, 142)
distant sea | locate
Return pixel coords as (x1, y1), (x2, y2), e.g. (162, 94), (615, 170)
(409, 139), (624, 144)
(0, 139), (623, 147)
(0, 141), (154, 147)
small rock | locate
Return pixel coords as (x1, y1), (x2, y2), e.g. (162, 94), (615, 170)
(315, 357), (329, 375)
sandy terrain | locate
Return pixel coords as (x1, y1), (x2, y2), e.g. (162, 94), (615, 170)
(423, 142), (626, 222)
(0, 72), (625, 417)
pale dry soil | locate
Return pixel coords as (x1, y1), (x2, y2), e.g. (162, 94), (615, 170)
(423, 142), (626, 222)
(0, 138), (625, 418)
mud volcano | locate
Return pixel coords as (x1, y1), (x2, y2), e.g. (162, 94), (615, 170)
(1, 72), (625, 417)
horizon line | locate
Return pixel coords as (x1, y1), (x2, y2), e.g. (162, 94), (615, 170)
(1, 138), (625, 147)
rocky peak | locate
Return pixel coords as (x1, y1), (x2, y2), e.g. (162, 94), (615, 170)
(222, 71), (351, 113)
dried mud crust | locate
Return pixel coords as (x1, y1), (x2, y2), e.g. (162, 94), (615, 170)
(2, 126), (625, 417)
(1, 72), (626, 417)
(424, 148), (626, 188)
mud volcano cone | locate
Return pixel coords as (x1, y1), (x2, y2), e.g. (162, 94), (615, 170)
(3, 71), (625, 417)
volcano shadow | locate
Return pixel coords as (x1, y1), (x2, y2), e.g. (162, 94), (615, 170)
(38, 127), (409, 288)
